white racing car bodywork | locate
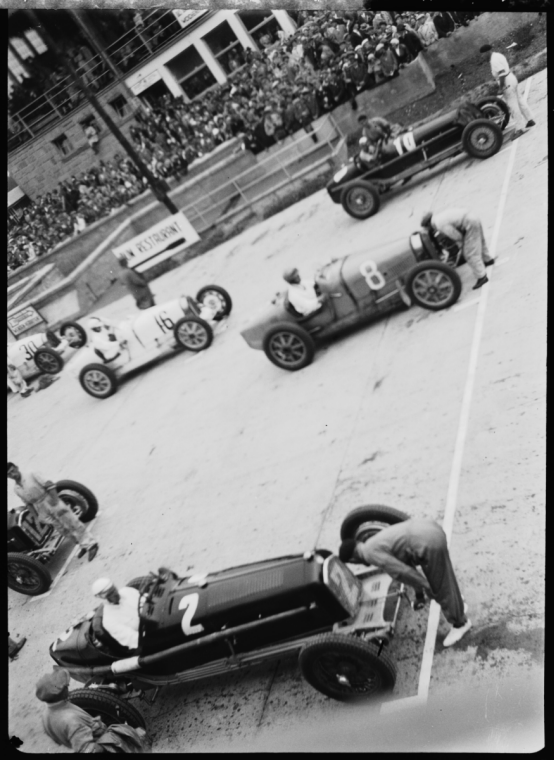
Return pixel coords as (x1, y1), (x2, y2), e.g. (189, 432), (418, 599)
(7, 332), (69, 381)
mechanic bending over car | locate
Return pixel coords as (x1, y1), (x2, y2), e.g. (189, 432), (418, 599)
(91, 577), (141, 651)
(7, 462), (99, 561)
(282, 267), (323, 317)
(339, 517), (472, 647)
(421, 208), (495, 290)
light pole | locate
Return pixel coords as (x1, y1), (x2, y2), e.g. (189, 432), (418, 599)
(26, 9), (179, 215)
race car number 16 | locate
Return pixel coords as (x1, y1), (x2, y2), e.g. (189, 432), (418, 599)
(179, 593), (205, 635)
(360, 261), (386, 291)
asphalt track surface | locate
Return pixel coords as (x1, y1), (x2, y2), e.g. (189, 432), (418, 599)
(8, 70), (545, 753)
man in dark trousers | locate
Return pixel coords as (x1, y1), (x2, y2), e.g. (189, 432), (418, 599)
(118, 256), (155, 310)
(339, 517), (472, 647)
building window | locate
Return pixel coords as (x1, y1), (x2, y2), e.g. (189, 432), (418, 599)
(109, 94), (128, 117)
(52, 133), (73, 156)
(237, 11), (281, 49)
(166, 45), (217, 100)
(202, 22), (246, 75)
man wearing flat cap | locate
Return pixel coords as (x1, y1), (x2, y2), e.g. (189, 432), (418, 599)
(36, 668), (149, 752)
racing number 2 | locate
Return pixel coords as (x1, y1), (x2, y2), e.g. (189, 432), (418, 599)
(360, 261), (386, 291)
(179, 593), (205, 636)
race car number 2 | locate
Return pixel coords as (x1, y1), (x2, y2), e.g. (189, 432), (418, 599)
(360, 261), (386, 291)
(178, 593), (205, 636)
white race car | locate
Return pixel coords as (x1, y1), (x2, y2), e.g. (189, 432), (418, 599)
(7, 321), (87, 383)
(74, 285), (232, 399)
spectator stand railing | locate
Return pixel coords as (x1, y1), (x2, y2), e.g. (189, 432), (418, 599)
(178, 114), (345, 233)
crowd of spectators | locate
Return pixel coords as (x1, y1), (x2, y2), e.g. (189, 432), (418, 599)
(8, 9), (482, 273)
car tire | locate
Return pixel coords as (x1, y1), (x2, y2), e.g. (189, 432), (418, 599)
(299, 633), (397, 701)
(34, 347), (64, 374)
(174, 316), (213, 351)
(56, 480), (98, 523)
(406, 261), (462, 311)
(263, 322), (315, 371)
(196, 285), (233, 320)
(79, 363), (118, 399)
(45, 329), (62, 348)
(8, 553), (52, 596)
(59, 321), (87, 348)
(340, 181), (381, 220)
(462, 119), (503, 159)
(476, 96), (510, 130)
(68, 689), (146, 730)
(340, 505), (410, 542)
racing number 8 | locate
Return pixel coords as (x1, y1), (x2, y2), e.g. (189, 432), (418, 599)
(360, 261), (386, 291)
(179, 593), (205, 636)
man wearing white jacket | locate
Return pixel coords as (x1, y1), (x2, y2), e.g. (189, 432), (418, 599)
(480, 44), (535, 139)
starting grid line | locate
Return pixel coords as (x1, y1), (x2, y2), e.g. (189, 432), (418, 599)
(381, 75), (532, 714)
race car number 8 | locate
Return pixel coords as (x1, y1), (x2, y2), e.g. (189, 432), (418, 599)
(360, 261), (386, 291)
(179, 593), (205, 636)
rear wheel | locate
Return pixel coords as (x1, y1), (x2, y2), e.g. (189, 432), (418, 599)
(263, 323), (315, 371)
(8, 553), (52, 596)
(406, 261), (462, 311)
(174, 317), (213, 351)
(299, 634), (396, 701)
(196, 285), (232, 319)
(68, 689), (146, 729)
(59, 321), (87, 348)
(34, 347), (64, 374)
(56, 480), (98, 523)
(340, 505), (410, 542)
(79, 363), (118, 399)
(341, 181), (381, 220)
(476, 96), (510, 130)
(462, 119), (503, 159)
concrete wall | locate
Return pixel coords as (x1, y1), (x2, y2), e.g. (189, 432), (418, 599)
(8, 82), (144, 198)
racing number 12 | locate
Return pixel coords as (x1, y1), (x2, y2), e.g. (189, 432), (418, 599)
(179, 593), (205, 636)
(360, 261), (386, 291)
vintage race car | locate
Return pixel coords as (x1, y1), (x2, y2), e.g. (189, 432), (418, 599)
(241, 231), (461, 370)
(7, 480), (98, 596)
(73, 285), (232, 399)
(49, 505), (410, 728)
(327, 96), (510, 219)
(7, 321), (87, 383)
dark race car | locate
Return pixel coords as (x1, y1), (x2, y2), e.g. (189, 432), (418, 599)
(8, 481), (98, 596)
(50, 506), (410, 727)
(241, 231), (461, 370)
(327, 96), (510, 219)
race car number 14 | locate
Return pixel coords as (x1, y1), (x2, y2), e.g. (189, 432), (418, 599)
(360, 261), (386, 291)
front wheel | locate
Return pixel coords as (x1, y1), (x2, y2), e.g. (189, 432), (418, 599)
(8, 553), (52, 596)
(59, 321), (87, 348)
(406, 261), (462, 311)
(174, 317), (213, 351)
(340, 505), (410, 542)
(68, 689), (146, 730)
(299, 634), (397, 701)
(263, 322), (315, 371)
(56, 480), (98, 523)
(79, 363), (118, 399)
(341, 181), (381, 220)
(476, 96), (510, 130)
(462, 118), (503, 159)
(34, 347), (64, 374)
(196, 285), (232, 320)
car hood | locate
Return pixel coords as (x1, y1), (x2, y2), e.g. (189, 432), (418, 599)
(240, 296), (296, 350)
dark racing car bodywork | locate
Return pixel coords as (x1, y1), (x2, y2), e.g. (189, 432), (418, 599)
(327, 97), (510, 219)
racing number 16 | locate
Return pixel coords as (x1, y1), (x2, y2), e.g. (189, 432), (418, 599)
(360, 261), (386, 291)
(179, 593), (205, 636)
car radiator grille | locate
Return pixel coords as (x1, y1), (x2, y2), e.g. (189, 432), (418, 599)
(207, 569), (284, 610)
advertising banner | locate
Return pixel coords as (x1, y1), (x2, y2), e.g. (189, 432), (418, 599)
(112, 212), (200, 272)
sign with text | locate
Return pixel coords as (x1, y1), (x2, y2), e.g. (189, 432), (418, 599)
(8, 304), (45, 337)
(172, 10), (208, 29)
(129, 70), (162, 95)
(112, 213), (200, 271)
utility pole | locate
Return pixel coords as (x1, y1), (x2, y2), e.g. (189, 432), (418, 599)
(26, 9), (179, 215)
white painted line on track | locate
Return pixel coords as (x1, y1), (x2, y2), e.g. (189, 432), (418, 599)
(381, 75), (532, 714)
(453, 298), (479, 313)
(30, 543), (79, 602)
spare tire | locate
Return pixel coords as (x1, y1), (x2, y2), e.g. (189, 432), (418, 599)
(68, 689), (146, 730)
(56, 480), (98, 523)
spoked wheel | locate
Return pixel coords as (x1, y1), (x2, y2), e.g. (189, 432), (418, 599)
(341, 182), (381, 220)
(59, 321), (87, 348)
(8, 553), (52, 595)
(476, 96), (510, 130)
(34, 347), (64, 374)
(79, 364), (118, 399)
(340, 505), (410, 542)
(263, 323), (315, 371)
(406, 261), (462, 311)
(195, 285), (232, 320)
(299, 634), (397, 701)
(462, 119), (503, 159)
(68, 689), (146, 729)
(174, 317), (213, 351)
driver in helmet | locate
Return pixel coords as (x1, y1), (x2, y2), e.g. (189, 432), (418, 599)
(282, 268), (323, 317)
(87, 316), (126, 363)
(91, 577), (141, 652)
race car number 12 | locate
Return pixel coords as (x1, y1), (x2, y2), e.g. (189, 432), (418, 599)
(360, 261), (386, 291)
(178, 593), (205, 635)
